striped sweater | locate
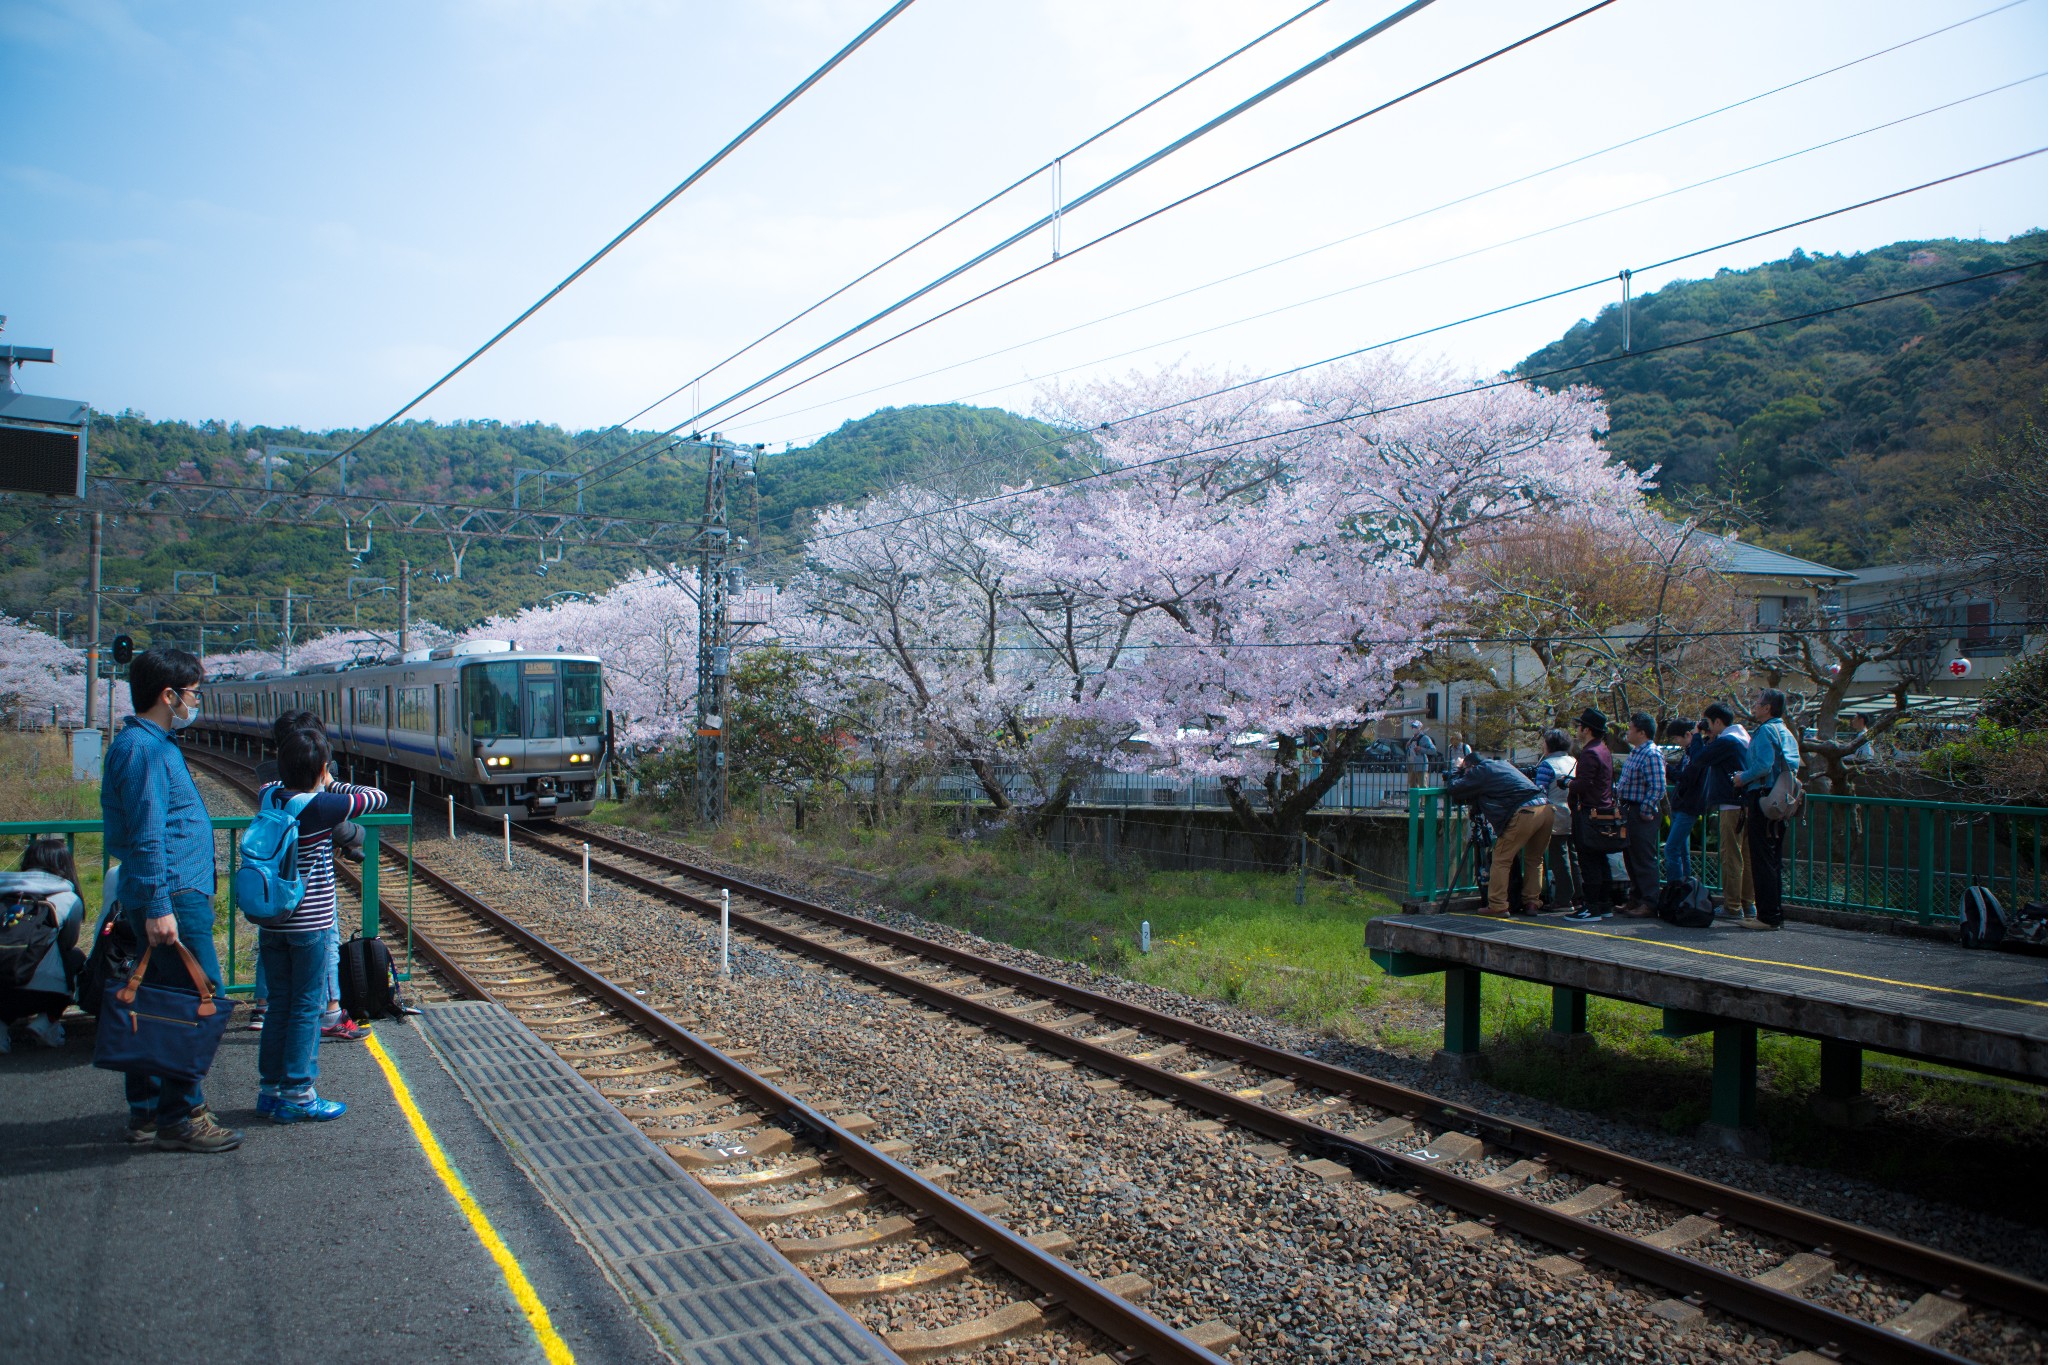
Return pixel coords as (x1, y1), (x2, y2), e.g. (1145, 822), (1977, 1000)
(257, 781), (389, 933)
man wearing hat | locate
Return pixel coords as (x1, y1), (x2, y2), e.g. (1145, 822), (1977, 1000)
(1567, 707), (1618, 921)
(1403, 719), (1438, 790)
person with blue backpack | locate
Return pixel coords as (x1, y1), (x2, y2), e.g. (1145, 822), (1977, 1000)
(242, 717), (387, 1122)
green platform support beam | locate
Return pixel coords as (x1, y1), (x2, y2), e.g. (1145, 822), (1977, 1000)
(1711, 1022), (1759, 1130)
(1443, 967), (1483, 1055)
(360, 826), (381, 938)
(1819, 1038), (1863, 1101)
(1550, 985), (1587, 1038)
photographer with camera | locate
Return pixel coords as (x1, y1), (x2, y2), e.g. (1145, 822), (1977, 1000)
(1447, 750), (1553, 917)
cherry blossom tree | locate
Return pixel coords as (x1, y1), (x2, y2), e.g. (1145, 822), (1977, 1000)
(1019, 357), (1618, 848)
(0, 616), (87, 727)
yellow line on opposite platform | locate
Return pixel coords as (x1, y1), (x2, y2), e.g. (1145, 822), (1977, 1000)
(1522, 920), (2048, 1009)
(365, 1033), (577, 1365)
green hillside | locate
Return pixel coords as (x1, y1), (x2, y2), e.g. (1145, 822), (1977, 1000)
(1519, 231), (2048, 565)
(0, 403), (1066, 653)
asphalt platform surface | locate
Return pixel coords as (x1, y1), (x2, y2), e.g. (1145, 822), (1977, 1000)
(0, 1005), (669, 1364)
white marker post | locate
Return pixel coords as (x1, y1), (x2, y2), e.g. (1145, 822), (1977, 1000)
(720, 888), (730, 978)
(503, 814), (512, 869)
(448, 794), (456, 842)
(582, 842), (591, 908)
(1141, 920), (1151, 955)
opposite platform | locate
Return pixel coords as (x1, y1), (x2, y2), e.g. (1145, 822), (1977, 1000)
(1367, 911), (2048, 1080)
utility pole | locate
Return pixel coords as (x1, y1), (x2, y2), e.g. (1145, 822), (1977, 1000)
(281, 588), (292, 671)
(84, 511), (102, 728)
(399, 559), (411, 656)
(693, 434), (757, 826)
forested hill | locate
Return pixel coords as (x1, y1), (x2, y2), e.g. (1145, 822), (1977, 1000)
(1519, 231), (2048, 566)
(0, 403), (1066, 645)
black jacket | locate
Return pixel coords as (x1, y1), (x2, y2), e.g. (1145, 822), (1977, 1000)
(1448, 759), (1545, 837)
(1670, 734), (1710, 817)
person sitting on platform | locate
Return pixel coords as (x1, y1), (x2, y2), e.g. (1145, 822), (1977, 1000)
(253, 723), (388, 1123)
(0, 837), (87, 1052)
(1696, 703), (1754, 921)
(1567, 708), (1617, 922)
(1447, 751), (1553, 917)
(1615, 713), (1667, 917)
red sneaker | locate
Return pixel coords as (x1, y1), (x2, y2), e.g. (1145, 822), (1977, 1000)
(322, 1015), (369, 1042)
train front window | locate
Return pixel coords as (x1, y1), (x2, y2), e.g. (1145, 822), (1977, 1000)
(563, 664), (602, 738)
(525, 680), (560, 739)
(465, 662), (521, 738)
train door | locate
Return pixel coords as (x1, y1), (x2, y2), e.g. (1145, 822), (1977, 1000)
(434, 683), (453, 773)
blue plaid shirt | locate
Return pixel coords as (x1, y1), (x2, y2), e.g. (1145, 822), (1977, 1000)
(1615, 742), (1667, 811)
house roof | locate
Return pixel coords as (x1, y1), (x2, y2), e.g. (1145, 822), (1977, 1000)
(1693, 532), (1855, 581)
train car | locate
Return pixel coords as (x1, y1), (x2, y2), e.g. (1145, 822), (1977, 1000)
(192, 640), (608, 818)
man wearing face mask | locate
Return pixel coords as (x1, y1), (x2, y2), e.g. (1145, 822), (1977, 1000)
(101, 647), (242, 1154)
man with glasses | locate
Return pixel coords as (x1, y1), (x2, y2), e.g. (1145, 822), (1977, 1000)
(102, 647), (242, 1153)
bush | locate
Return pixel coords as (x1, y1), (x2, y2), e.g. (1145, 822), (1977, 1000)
(1920, 719), (2048, 803)
(1983, 647), (2048, 731)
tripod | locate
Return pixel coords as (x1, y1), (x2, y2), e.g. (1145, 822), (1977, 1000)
(1436, 810), (1495, 915)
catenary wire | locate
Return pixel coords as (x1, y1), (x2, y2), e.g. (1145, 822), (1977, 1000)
(717, 146), (2048, 557)
(294, 0), (924, 489)
(769, 251), (2048, 551)
(570, 0), (1346, 457)
(741, 56), (2048, 437)
(571, 0), (1623, 495)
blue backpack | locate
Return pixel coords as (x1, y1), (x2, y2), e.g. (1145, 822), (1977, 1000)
(235, 789), (318, 926)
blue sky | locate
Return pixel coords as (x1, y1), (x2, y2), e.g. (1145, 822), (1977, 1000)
(4, 0), (2044, 445)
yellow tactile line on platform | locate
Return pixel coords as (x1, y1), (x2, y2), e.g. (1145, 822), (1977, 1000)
(365, 1034), (577, 1364)
(1522, 920), (2048, 1009)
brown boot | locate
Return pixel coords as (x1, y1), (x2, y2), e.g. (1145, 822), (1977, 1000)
(154, 1107), (243, 1154)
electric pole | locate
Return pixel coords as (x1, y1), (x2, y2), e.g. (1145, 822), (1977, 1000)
(281, 588), (292, 671)
(399, 559), (411, 656)
(693, 434), (756, 826)
(85, 511), (102, 728)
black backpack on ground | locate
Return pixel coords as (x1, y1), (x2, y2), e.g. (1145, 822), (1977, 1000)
(77, 909), (141, 1016)
(0, 891), (59, 991)
(1958, 887), (2007, 949)
(337, 933), (405, 1021)
(1656, 878), (1716, 929)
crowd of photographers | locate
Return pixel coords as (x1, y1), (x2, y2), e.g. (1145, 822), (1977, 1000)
(1445, 690), (1804, 929)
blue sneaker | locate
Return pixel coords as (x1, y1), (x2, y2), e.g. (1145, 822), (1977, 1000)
(256, 1092), (280, 1118)
(272, 1095), (347, 1124)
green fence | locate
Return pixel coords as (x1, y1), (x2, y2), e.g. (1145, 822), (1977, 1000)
(1405, 787), (2048, 923)
(0, 812), (414, 992)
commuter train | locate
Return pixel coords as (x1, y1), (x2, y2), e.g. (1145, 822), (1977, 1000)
(191, 640), (608, 819)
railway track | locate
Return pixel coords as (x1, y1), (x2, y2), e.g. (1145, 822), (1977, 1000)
(498, 816), (2048, 1365)
(189, 750), (1240, 1365)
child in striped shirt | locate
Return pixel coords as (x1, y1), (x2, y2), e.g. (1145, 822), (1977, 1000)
(254, 718), (387, 1123)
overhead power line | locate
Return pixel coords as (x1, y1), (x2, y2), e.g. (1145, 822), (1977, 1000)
(739, 6), (2045, 435)
(572, 0), (1614, 497)
(573, 0), (1346, 456)
(298, 0), (924, 488)
(722, 144), (2048, 551)
(782, 251), (2048, 549)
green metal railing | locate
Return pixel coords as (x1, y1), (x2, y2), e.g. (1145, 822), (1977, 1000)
(1405, 787), (2048, 923)
(0, 812), (414, 992)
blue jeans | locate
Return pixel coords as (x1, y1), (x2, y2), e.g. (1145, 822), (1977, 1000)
(120, 890), (222, 1129)
(1664, 810), (1698, 884)
(257, 928), (332, 1100)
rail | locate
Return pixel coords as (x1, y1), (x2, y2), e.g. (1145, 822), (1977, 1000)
(0, 809), (414, 991)
(1405, 787), (2048, 923)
